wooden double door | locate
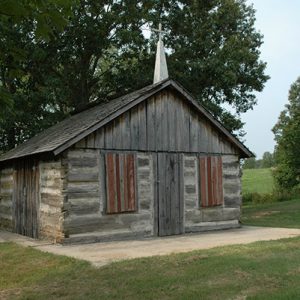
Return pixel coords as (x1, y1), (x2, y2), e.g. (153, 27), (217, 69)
(157, 153), (184, 236)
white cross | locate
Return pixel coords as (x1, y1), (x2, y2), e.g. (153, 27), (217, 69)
(152, 23), (167, 42)
(152, 23), (169, 83)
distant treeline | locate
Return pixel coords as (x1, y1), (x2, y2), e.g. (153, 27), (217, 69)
(243, 151), (275, 169)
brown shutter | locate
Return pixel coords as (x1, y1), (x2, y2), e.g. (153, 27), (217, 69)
(200, 156), (224, 207)
(106, 153), (117, 213)
(106, 153), (136, 214)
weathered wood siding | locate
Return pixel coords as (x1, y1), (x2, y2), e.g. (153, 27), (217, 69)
(199, 156), (224, 207)
(105, 153), (136, 214)
(74, 90), (239, 155)
(63, 149), (154, 244)
(0, 168), (14, 229)
(13, 160), (40, 238)
(184, 154), (241, 233)
(39, 160), (65, 242)
(157, 153), (184, 236)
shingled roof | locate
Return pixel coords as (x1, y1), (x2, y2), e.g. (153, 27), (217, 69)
(0, 79), (253, 163)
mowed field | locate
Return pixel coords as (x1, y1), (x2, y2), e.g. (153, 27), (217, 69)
(1, 168), (300, 299)
(2, 239), (300, 300)
(241, 168), (300, 228)
(242, 168), (274, 194)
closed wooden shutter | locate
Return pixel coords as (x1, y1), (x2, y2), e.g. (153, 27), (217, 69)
(199, 156), (223, 207)
(105, 153), (136, 214)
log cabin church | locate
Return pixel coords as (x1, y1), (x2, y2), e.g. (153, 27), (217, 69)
(0, 26), (253, 244)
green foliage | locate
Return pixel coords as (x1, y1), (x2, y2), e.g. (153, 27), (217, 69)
(0, 0), (269, 152)
(242, 192), (274, 204)
(243, 157), (256, 169)
(273, 77), (300, 190)
(0, 0), (74, 135)
(242, 168), (299, 204)
(243, 151), (275, 169)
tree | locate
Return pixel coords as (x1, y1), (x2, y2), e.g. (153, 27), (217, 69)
(243, 157), (256, 169)
(0, 0), (74, 114)
(272, 77), (300, 190)
(0, 0), (269, 152)
(261, 151), (274, 168)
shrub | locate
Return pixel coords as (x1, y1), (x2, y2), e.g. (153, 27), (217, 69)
(242, 192), (282, 204)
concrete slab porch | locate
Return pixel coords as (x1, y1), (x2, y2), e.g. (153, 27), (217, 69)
(1, 226), (300, 267)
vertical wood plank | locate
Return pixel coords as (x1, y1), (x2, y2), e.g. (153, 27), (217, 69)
(146, 97), (156, 151)
(130, 107), (139, 149)
(12, 159), (39, 238)
(106, 153), (116, 213)
(104, 124), (114, 149)
(99, 152), (107, 213)
(168, 93), (177, 150)
(115, 154), (121, 212)
(123, 154), (128, 211)
(158, 153), (165, 236)
(200, 157), (208, 207)
(217, 156), (224, 205)
(113, 118), (122, 149)
(207, 156), (212, 206)
(119, 154), (125, 211)
(166, 153), (171, 235)
(127, 154), (136, 211)
(182, 102), (190, 152)
(189, 110), (199, 152)
(178, 153), (184, 234)
(86, 132), (95, 148)
(94, 128), (105, 148)
(152, 153), (158, 236)
(156, 94), (163, 150)
(211, 156), (217, 206)
(138, 102), (147, 150)
(162, 92), (169, 151)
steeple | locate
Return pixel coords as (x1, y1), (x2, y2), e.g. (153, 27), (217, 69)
(153, 23), (169, 84)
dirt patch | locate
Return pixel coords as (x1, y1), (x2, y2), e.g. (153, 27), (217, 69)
(253, 211), (280, 218)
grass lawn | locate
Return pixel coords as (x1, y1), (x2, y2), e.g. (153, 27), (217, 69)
(242, 199), (300, 228)
(242, 168), (274, 194)
(2, 238), (300, 300)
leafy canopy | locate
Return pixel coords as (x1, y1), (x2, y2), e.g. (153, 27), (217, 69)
(272, 77), (300, 190)
(0, 0), (268, 152)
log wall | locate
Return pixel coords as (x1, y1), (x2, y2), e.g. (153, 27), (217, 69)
(63, 149), (154, 244)
(184, 154), (241, 232)
(74, 90), (239, 155)
(39, 161), (65, 242)
(0, 168), (14, 229)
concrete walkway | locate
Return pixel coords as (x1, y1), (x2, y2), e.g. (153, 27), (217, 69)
(1, 226), (300, 267)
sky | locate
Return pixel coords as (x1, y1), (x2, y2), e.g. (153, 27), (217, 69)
(242, 0), (300, 158)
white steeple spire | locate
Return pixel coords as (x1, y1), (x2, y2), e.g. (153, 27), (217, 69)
(153, 23), (169, 84)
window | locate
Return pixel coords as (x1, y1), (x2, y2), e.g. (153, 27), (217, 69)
(199, 156), (223, 207)
(105, 153), (136, 214)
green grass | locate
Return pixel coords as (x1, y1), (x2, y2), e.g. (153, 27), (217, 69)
(242, 199), (300, 228)
(241, 168), (300, 228)
(2, 238), (300, 299)
(242, 168), (274, 194)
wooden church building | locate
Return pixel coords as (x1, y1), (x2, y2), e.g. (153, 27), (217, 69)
(0, 28), (253, 243)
